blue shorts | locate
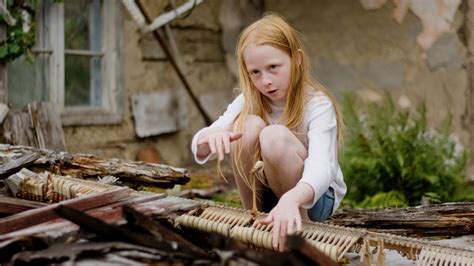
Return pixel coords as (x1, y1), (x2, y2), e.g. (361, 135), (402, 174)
(262, 186), (335, 222)
(307, 187), (335, 221)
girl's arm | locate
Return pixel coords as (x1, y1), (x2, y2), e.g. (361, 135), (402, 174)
(259, 182), (313, 251)
(191, 94), (245, 164)
(196, 128), (242, 160)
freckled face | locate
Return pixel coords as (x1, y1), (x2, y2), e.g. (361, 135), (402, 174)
(243, 43), (292, 106)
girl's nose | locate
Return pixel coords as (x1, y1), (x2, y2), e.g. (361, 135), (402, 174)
(262, 73), (272, 86)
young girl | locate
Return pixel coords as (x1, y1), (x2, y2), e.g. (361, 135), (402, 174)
(191, 14), (346, 251)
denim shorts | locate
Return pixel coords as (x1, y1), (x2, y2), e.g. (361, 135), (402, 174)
(262, 186), (335, 222)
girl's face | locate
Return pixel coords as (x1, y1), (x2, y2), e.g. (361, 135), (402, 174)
(244, 43), (291, 106)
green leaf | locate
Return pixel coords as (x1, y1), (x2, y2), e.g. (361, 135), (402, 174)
(424, 175), (439, 185)
(0, 46), (8, 58)
(9, 44), (20, 53)
(341, 91), (469, 207)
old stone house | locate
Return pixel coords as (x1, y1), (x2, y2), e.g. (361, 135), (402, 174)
(1, 0), (473, 180)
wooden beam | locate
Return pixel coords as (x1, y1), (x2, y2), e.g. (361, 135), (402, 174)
(0, 196), (48, 215)
(0, 192), (163, 241)
(327, 202), (474, 236)
(0, 187), (130, 234)
(53, 205), (199, 261)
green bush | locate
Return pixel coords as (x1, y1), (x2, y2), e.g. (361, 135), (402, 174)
(0, 0), (37, 63)
(340, 92), (471, 208)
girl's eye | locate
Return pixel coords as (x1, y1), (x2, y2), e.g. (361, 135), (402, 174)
(269, 65), (278, 70)
(250, 70), (259, 76)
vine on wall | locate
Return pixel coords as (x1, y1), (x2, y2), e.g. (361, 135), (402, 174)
(0, 0), (37, 63)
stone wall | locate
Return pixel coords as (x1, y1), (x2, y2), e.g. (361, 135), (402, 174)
(62, 0), (474, 179)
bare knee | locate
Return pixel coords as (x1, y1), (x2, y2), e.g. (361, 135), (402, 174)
(259, 125), (293, 161)
(241, 115), (266, 148)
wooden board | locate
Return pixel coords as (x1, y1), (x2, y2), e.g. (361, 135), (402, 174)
(0, 187), (130, 234)
(2, 102), (66, 151)
(0, 192), (164, 241)
(328, 202), (474, 236)
(0, 196), (48, 215)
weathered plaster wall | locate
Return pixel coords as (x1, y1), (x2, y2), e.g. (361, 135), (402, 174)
(266, 0), (473, 179)
(62, 0), (473, 179)
(63, 0), (235, 168)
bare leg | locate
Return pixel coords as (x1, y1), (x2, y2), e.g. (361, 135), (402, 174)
(232, 115), (266, 210)
(259, 125), (310, 220)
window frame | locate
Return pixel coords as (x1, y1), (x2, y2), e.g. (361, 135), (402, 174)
(35, 0), (123, 126)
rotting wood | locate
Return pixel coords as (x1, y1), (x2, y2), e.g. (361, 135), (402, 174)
(3, 102), (66, 151)
(122, 205), (213, 260)
(0, 144), (190, 188)
(122, 204), (211, 260)
(0, 235), (48, 263)
(0, 187), (130, 234)
(286, 235), (339, 266)
(129, 195), (202, 217)
(9, 242), (167, 265)
(53, 205), (202, 263)
(0, 192), (164, 242)
(327, 202), (474, 237)
(0, 196), (48, 215)
(0, 153), (40, 175)
(178, 185), (225, 199)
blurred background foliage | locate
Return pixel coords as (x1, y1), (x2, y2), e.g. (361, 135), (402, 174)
(0, 0), (37, 63)
(340, 92), (474, 208)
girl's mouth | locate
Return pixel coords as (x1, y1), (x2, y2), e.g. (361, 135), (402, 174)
(267, 89), (277, 95)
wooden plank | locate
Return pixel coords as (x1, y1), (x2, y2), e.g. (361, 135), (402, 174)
(0, 196), (48, 215)
(0, 23), (6, 104)
(0, 187), (130, 234)
(327, 202), (474, 236)
(28, 102), (66, 151)
(0, 153), (40, 176)
(0, 192), (163, 241)
(54, 205), (203, 261)
(122, 204), (210, 259)
(131, 196), (201, 216)
(0, 103), (8, 123)
(3, 111), (38, 147)
(2, 102), (66, 151)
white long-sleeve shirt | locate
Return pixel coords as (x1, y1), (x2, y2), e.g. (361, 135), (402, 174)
(191, 90), (347, 213)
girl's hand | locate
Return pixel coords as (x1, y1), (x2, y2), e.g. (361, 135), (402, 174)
(258, 193), (302, 251)
(197, 128), (242, 161)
